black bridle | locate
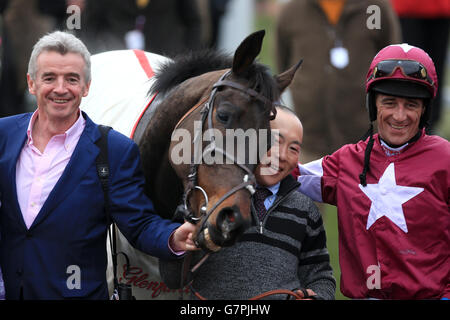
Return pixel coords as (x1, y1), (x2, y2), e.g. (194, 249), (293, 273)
(173, 70), (277, 251)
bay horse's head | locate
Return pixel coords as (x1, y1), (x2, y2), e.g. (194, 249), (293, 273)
(168, 31), (301, 252)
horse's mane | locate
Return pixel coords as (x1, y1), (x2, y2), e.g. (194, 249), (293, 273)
(151, 50), (232, 94)
(150, 49), (280, 102)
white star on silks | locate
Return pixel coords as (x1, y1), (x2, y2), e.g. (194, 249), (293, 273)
(359, 163), (424, 233)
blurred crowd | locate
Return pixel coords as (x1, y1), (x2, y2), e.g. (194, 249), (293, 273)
(274, 0), (449, 160)
(0, 0), (230, 117)
(0, 0), (449, 147)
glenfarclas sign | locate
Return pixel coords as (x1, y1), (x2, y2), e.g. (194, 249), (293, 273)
(106, 228), (188, 300)
(119, 264), (189, 298)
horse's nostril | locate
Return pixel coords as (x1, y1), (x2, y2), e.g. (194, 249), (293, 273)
(202, 206), (250, 249)
(217, 207), (237, 226)
(226, 210), (235, 223)
(216, 206), (245, 237)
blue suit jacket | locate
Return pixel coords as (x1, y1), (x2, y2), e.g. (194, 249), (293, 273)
(0, 112), (180, 299)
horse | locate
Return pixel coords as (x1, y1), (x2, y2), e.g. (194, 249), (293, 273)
(81, 30), (301, 298)
(138, 30), (301, 252)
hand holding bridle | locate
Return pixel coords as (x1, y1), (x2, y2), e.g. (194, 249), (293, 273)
(170, 221), (200, 252)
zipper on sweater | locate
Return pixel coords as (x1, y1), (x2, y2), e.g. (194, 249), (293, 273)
(259, 198), (282, 234)
(257, 186), (299, 234)
(251, 202), (267, 235)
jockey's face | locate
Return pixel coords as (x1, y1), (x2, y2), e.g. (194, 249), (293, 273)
(27, 50), (90, 127)
(376, 93), (424, 146)
(256, 108), (303, 186)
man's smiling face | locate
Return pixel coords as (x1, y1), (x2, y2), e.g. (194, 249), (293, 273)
(376, 93), (424, 146)
(256, 108), (303, 186)
(27, 50), (90, 125)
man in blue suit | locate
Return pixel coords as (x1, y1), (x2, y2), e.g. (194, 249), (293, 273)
(0, 31), (197, 299)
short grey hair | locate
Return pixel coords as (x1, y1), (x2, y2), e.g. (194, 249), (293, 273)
(28, 31), (91, 83)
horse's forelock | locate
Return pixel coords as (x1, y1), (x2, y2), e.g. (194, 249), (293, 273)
(253, 64), (280, 101)
(240, 63), (280, 112)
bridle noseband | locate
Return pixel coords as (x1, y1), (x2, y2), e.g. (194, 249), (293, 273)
(174, 70), (276, 250)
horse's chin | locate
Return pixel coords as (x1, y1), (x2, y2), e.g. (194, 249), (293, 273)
(196, 221), (249, 253)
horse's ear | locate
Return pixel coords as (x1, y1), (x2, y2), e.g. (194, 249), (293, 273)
(275, 59), (303, 92)
(232, 30), (265, 76)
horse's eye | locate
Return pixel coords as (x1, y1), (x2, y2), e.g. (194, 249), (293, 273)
(216, 111), (230, 124)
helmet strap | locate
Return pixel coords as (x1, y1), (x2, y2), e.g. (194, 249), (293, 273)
(359, 123), (374, 187)
(366, 92), (377, 122)
(419, 98), (431, 129)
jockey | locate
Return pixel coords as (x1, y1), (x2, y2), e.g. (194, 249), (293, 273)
(360, 43), (438, 186)
(296, 44), (450, 299)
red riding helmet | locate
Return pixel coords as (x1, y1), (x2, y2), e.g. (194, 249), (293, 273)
(365, 43), (438, 125)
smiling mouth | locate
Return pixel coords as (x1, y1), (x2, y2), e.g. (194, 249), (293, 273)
(50, 98), (70, 104)
(389, 123), (407, 130)
(266, 164), (282, 174)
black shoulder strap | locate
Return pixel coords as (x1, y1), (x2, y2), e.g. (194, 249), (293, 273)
(95, 126), (134, 299)
(95, 125), (112, 199)
(94, 125), (118, 286)
(95, 125), (112, 223)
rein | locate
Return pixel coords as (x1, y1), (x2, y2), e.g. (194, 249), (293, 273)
(192, 287), (304, 300)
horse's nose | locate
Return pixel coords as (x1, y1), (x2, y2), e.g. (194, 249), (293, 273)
(196, 205), (250, 252)
(216, 206), (246, 244)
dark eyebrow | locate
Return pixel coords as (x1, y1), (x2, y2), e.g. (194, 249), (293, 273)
(405, 98), (421, 104)
(380, 96), (396, 102)
(380, 96), (421, 105)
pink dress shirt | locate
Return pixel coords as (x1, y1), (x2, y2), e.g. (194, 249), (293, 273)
(16, 111), (86, 229)
(15, 111), (183, 254)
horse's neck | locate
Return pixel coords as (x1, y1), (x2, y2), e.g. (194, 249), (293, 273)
(140, 81), (209, 162)
(137, 84), (211, 218)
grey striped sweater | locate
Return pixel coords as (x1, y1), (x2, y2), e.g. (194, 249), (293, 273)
(160, 175), (336, 300)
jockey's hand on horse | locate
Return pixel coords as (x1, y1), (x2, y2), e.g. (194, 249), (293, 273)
(169, 221), (199, 252)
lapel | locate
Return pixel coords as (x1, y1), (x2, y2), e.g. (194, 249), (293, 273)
(29, 112), (101, 230)
(5, 114), (32, 229)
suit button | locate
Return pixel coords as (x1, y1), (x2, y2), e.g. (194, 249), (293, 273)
(16, 269), (23, 276)
(26, 232), (32, 238)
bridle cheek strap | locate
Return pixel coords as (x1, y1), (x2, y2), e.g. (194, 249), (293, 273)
(212, 79), (277, 120)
